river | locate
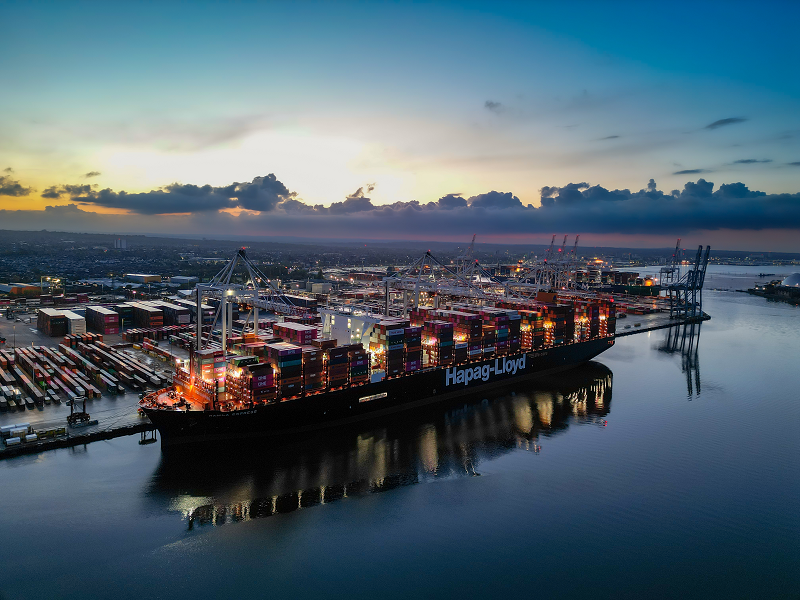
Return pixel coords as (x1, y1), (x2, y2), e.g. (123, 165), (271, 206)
(1, 279), (798, 599)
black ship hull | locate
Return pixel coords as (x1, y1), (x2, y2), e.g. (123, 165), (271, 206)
(144, 337), (614, 446)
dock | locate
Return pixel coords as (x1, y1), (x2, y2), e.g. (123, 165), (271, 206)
(0, 421), (155, 459)
(614, 311), (710, 338)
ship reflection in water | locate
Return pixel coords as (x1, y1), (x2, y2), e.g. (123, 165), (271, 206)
(147, 362), (612, 530)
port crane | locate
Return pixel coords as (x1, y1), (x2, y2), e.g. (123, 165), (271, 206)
(659, 238), (682, 286)
(503, 234), (581, 298)
(194, 248), (309, 352)
(666, 245), (711, 319)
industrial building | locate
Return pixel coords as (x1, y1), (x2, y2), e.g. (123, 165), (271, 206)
(125, 274), (161, 284)
(170, 276), (198, 285)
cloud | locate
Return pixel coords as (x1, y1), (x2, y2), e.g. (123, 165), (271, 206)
(347, 183), (376, 199)
(0, 175), (33, 196)
(732, 159), (771, 164)
(598, 135), (620, 140)
(3, 167), (13, 173)
(44, 173), (297, 214)
(435, 193), (468, 210)
(468, 191), (523, 209)
(41, 183), (95, 199)
(5, 172), (800, 239)
(673, 169), (711, 175)
(788, 162), (800, 166)
(214, 174), (297, 212)
(484, 100), (504, 115)
(83, 171), (101, 178)
(328, 196), (375, 214)
(704, 117), (747, 130)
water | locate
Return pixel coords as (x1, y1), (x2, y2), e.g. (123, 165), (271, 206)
(1, 288), (798, 599)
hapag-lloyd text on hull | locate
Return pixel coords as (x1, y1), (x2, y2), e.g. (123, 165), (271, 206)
(445, 355), (527, 387)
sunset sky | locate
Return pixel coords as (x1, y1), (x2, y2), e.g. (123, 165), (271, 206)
(2, 1), (799, 250)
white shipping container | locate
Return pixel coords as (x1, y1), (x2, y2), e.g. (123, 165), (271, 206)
(5, 437), (21, 446)
(24, 433), (38, 443)
(62, 310), (87, 335)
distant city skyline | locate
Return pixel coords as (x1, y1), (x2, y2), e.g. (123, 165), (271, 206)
(1, 1), (799, 250)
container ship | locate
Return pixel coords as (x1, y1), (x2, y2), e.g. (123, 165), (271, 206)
(140, 293), (617, 446)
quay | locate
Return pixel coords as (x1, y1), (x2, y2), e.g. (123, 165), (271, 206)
(614, 312), (710, 338)
(0, 421), (155, 459)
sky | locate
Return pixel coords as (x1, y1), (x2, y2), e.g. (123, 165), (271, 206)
(1, 0), (800, 251)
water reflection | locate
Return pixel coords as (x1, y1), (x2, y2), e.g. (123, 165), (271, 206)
(147, 362), (613, 530)
(656, 321), (702, 399)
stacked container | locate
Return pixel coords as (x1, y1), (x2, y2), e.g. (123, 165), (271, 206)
(196, 348), (225, 390)
(274, 322), (318, 345)
(384, 321), (407, 377)
(481, 322), (497, 359)
(326, 346), (349, 388)
(113, 303), (134, 328)
(36, 309), (68, 337)
(508, 313), (522, 353)
(519, 310), (544, 350)
(266, 342), (303, 398)
(408, 306), (437, 327)
(249, 362), (277, 403)
(422, 320), (454, 367)
(284, 314), (318, 326)
(404, 326), (422, 372)
(61, 310), (87, 335)
(130, 303), (164, 328)
(152, 301), (191, 325)
(85, 306), (120, 335)
(541, 304), (574, 346)
(436, 310), (483, 359)
(348, 344), (369, 385)
(302, 347), (325, 392)
(368, 319), (409, 377)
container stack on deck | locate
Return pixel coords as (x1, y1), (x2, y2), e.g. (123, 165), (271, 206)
(284, 314), (319, 326)
(404, 326), (422, 372)
(348, 344), (369, 384)
(267, 343), (303, 398)
(519, 310), (545, 350)
(225, 356), (276, 405)
(273, 322), (318, 345)
(437, 310), (483, 359)
(196, 348), (225, 391)
(368, 318), (409, 377)
(326, 345), (349, 388)
(302, 347), (326, 392)
(249, 361), (277, 403)
(86, 306), (120, 335)
(422, 320), (454, 367)
(409, 306), (438, 327)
